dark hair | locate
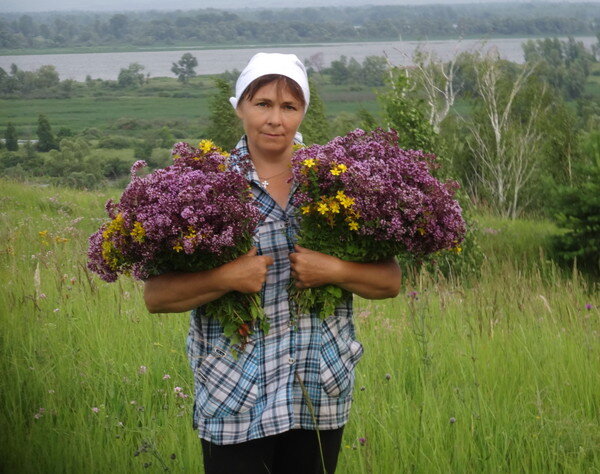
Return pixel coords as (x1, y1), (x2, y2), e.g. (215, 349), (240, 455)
(238, 74), (305, 107)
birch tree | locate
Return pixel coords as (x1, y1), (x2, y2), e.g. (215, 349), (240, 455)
(465, 49), (548, 219)
(410, 47), (459, 133)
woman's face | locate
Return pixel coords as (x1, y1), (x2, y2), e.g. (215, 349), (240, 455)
(236, 80), (304, 159)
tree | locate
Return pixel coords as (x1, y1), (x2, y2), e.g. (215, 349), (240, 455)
(109, 14), (129, 39)
(329, 56), (350, 85)
(523, 37), (595, 100)
(361, 56), (387, 86)
(550, 151), (600, 276)
(206, 78), (243, 150)
(378, 66), (436, 153)
(117, 63), (145, 88)
(36, 114), (59, 152)
(299, 79), (330, 144)
(34, 65), (60, 89)
(171, 53), (198, 84)
(305, 52), (325, 74)
(464, 51), (548, 219)
(410, 47), (459, 133)
(5, 122), (18, 151)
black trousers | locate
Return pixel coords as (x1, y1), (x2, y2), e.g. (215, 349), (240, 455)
(200, 426), (345, 474)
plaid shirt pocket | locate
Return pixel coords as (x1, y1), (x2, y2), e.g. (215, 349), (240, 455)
(194, 337), (259, 419)
(319, 319), (364, 398)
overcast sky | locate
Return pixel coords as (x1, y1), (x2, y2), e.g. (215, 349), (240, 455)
(3, 0), (600, 13)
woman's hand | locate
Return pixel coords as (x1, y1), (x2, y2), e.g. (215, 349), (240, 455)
(289, 245), (343, 289)
(143, 247), (273, 313)
(289, 244), (401, 300)
(221, 247), (275, 294)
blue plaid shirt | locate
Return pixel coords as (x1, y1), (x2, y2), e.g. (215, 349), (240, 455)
(186, 136), (364, 445)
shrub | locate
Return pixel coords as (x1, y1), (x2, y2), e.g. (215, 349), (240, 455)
(97, 136), (133, 149)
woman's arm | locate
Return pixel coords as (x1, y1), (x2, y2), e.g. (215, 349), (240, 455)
(289, 245), (402, 300)
(144, 247), (274, 313)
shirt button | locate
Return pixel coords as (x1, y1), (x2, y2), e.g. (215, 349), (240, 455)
(288, 357), (295, 365)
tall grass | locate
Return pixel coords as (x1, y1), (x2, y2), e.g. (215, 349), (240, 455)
(0, 179), (598, 473)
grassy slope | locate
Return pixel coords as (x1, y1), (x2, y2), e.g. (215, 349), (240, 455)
(0, 179), (598, 472)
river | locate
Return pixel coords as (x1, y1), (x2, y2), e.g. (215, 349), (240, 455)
(0, 37), (597, 81)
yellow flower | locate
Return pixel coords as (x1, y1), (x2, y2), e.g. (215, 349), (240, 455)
(302, 158), (316, 168)
(172, 243), (183, 252)
(55, 237), (69, 243)
(184, 226), (197, 240)
(198, 139), (216, 153)
(301, 205), (311, 215)
(102, 213), (126, 240)
(330, 163), (348, 175)
(292, 143), (305, 152)
(348, 221), (359, 231)
(39, 230), (49, 238)
(130, 221), (145, 243)
(329, 201), (340, 214)
(317, 202), (329, 215)
(417, 227), (426, 236)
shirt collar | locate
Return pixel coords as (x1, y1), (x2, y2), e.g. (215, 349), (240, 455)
(232, 135), (303, 185)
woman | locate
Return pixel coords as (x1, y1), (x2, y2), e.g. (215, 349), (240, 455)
(144, 52), (402, 474)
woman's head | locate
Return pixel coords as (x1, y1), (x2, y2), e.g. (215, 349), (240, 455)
(229, 53), (310, 113)
(231, 53), (310, 158)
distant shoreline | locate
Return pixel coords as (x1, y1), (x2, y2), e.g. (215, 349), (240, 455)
(1, 33), (596, 57)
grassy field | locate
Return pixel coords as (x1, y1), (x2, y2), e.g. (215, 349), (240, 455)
(0, 78), (381, 139)
(0, 179), (598, 473)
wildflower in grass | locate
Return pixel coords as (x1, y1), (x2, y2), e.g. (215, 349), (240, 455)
(130, 400), (137, 405)
(385, 373), (391, 380)
(39, 293), (46, 299)
(360, 386), (366, 391)
(48, 389), (54, 394)
(449, 417), (456, 424)
(174, 387), (183, 393)
(585, 303), (593, 310)
(34, 412), (43, 419)
(291, 128), (465, 318)
(53, 308), (59, 312)
(87, 143), (265, 348)
(358, 437), (367, 446)
(138, 365), (147, 375)
(162, 374), (171, 380)
(91, 407), (100, 413)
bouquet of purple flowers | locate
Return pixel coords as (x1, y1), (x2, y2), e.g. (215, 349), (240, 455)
(291, 128), (466, 317)
(88, 140), (265, 348)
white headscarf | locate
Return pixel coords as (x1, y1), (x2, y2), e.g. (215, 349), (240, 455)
(229, 52), (310, 114)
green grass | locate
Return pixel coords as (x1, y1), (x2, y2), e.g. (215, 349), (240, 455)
(0, 95), (211, 138)
(0, 179), (598, 472)
(0, 78), (383, 139)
